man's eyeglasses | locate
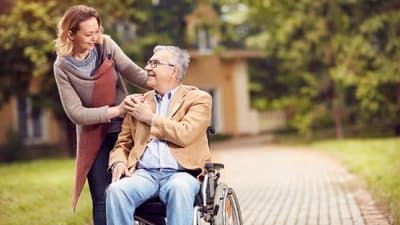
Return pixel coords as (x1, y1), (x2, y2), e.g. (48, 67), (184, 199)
(146, 59), (176, 68)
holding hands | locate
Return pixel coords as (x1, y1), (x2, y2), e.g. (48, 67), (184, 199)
(120, 93), (154, 125)
(128, 101), (154, 125)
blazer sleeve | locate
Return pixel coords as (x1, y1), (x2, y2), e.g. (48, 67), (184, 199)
(149, 91), (212, 147)
(53, 65), (110, 125)
(104, 35), (148, 89)
(109, 114), (135, 167)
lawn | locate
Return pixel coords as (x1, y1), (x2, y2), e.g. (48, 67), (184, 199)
(312, 137), (400, 224)
(0, 159), (92, 225)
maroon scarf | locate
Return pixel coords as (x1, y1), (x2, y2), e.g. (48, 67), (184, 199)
(73, 56), (116, 210)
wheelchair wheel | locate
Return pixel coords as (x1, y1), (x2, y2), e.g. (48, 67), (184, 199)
(212, 183), (243, 225)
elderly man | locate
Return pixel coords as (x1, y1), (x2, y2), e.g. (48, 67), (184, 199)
(106, 45), (212, 225)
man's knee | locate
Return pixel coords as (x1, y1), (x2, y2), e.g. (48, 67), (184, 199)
(106, 182), (124, 201)
(166, 174), (199, 197)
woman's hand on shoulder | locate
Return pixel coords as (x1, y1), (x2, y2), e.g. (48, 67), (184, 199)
(121, 94), (145, 113)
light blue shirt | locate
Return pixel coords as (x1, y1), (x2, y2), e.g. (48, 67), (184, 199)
(137, 87), (182, 170)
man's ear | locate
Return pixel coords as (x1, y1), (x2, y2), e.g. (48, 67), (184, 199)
(174, 66), (180, 76)
(67, 30), (74, 41)
(170, 67), (178, 79)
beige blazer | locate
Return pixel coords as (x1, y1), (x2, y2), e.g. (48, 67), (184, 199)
(109, 85), (212, 172)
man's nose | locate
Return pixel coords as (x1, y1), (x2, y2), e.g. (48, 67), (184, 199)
(144, 64), (152, 71)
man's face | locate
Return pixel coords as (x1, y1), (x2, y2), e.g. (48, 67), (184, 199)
(145, 50), (178, 93)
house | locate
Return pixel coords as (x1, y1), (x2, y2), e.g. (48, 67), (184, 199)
(183, 1), (261, 135)
(0, 77), (64, 149)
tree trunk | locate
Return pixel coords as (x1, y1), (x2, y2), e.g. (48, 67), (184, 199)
(333, 104), (344, 139)
(395, 83), (400, 136)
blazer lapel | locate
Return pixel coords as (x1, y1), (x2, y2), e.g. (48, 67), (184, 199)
(145, 91), (156, 113)
(136, 91), (156, 139)
(168, 85), (187, 118)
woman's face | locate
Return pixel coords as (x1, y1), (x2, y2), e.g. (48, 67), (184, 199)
(71, 17), (99, 53)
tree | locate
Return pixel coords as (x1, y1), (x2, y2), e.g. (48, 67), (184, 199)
(240, 0), (400, 137)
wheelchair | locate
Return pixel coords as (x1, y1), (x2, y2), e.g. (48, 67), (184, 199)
(134, 127), (243, 225)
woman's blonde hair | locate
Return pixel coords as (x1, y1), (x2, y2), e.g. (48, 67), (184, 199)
(55, 5), (104, 57)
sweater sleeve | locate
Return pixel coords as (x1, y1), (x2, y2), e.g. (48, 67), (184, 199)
(53, 64), (110, 125)
(103, 35), (148, 89)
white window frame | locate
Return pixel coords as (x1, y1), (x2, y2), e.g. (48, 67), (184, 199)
(15, 96), (45, 145)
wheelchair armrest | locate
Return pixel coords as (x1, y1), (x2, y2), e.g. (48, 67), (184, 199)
(205, 162), (224, 171)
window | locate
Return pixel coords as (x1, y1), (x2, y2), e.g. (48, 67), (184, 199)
(197, 26), (212, 52)
(17, 96), (44, 144)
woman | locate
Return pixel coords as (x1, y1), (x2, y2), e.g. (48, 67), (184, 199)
(53, 5), (147, 225)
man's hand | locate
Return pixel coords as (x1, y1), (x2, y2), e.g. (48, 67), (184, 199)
(129, 101), (154, 125)
(120, 94), (145, 115)
(111, 162), (131, 183)
(130, 94), (145, 103)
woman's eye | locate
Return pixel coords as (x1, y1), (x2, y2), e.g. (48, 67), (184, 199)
(85, 32), (98, 37)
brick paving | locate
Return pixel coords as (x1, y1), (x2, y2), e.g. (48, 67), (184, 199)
(211, 138), (392, 225)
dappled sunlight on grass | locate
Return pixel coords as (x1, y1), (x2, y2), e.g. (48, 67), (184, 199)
(0, 159), (92, 225)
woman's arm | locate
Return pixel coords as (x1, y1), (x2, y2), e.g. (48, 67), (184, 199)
(54, 64), (124, 125)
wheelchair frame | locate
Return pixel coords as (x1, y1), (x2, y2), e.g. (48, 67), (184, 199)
(133, 126), (243, 225)
(135, 162), (243, 225)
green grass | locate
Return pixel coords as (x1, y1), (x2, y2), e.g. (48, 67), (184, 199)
(312, 138), (400, 224)
(0, 159), (92, 225)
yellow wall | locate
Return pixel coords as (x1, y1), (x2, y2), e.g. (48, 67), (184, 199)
(0, 96), (63, 145)
(0, 98), (17, 143)
(185, 54), (240, 135)
(43, 110), (63, 145)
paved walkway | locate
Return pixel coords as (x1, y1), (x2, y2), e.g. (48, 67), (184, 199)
(210, 137), (392, 225)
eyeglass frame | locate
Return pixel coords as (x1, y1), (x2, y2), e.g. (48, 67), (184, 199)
(146, 59), (176, 68)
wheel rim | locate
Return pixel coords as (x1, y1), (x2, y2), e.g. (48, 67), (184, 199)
(224, 190), (241, 225)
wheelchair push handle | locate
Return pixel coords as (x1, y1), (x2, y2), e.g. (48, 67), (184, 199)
(207, 126), (215, 135)
(204, 162), (224, 171)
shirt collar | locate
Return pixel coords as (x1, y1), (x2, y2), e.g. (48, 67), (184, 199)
(154, 86), (179, 102)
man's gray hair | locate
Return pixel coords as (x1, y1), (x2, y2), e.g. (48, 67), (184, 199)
(153, 45), (190, 82)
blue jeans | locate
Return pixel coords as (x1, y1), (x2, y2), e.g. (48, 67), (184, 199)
(106, 168), (200, 225)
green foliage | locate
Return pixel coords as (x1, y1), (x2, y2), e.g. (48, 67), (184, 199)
(0, 0), (58, 105)
(241, 0), (400, 135)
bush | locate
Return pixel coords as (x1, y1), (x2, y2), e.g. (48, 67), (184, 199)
(0, 129), (26, 162)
